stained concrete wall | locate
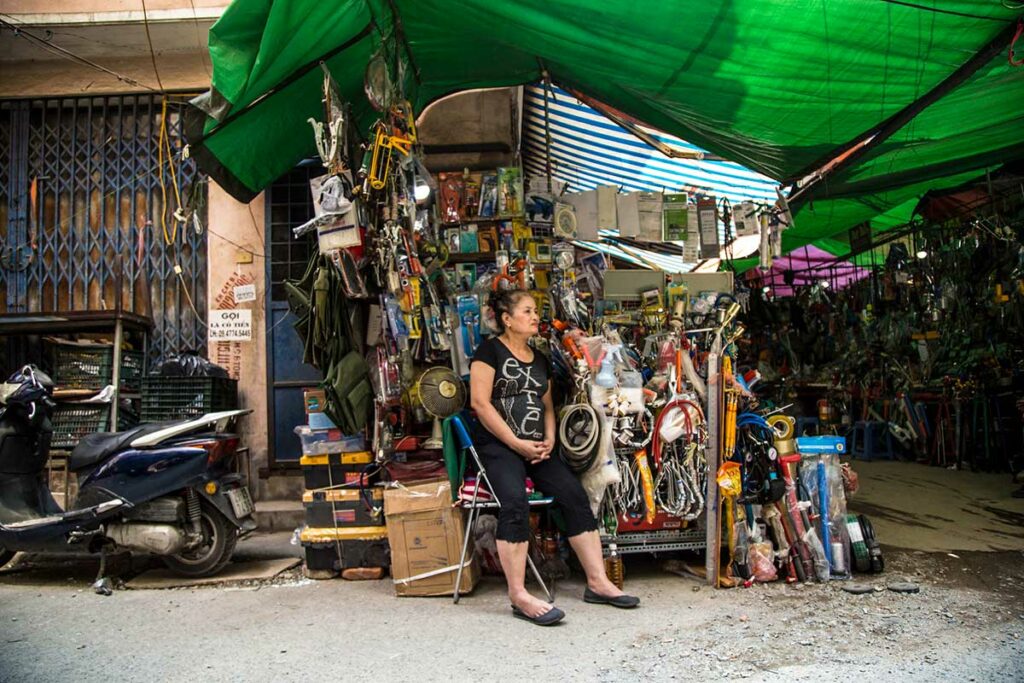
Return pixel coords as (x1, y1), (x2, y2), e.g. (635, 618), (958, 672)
(418, 88), (520, 172)
(204, 182), (272, 498)
(0, 1), (224, 97)
(0, 54), (213, 98)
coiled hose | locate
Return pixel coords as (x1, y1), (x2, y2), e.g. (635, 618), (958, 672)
(558, 403), (602, 473)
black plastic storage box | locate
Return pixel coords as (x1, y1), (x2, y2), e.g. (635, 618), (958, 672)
(302, 488), (384, 528)
(300, 452), (376, 490)
(299, 526), (390, 574)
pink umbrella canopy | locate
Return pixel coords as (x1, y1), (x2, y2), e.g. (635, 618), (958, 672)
(742, 246), (869, 297)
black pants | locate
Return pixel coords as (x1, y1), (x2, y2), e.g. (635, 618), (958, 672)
(478, 441), (598, 543)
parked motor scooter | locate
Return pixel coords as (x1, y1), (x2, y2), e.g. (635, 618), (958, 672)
(0, 365), (256, 577)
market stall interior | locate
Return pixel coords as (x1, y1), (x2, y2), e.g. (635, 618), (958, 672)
(5, 1), (1014, 595)
(170, 0), (1024, 593)
(234, 61), (933, 594)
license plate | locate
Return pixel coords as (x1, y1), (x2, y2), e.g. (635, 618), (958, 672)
(226, 487), (254, 519)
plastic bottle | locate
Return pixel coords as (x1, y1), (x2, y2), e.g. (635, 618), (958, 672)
(604, 543), (625, 589)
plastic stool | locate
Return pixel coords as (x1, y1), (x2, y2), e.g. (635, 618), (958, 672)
(796, 416), (819, 437)
(848, 421), (896, 461)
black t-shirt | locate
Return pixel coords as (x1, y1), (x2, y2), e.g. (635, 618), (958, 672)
(470, 336), (550, 443)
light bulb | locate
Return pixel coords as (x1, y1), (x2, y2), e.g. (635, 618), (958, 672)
(414, 177), (431, 202)
(916, 250), (928, 259)
(820, 280), (830, 289)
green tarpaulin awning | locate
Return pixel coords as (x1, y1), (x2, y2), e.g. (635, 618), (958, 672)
(185, 1), (1024, 254)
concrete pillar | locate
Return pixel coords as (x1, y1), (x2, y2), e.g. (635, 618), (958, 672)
(205, 182), (269, 498)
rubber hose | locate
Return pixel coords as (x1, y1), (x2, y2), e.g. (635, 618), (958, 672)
(558, 403), (602, 473)
(652, 399), (702, 469)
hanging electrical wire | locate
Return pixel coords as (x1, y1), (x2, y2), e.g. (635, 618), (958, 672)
(140, 0), (166, 92)
(157, 98), (185, 246)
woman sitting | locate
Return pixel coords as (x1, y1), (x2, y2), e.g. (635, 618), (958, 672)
(468, 289), (639, 626)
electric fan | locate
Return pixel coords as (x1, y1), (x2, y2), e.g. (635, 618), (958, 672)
(410, 366), (467, 449)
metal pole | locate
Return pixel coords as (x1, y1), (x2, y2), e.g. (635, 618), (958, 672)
(111, 316), (123, 430)
(704, 336), (722, 586)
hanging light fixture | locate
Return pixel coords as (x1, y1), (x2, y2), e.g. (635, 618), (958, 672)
(414, 176), (431, 202)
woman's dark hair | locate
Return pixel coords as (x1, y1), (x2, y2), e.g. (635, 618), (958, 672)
(488, 288), (532, 334)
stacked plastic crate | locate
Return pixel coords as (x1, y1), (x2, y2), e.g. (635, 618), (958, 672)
(139, 375), (238, 423)
(49, 340), (144, 449)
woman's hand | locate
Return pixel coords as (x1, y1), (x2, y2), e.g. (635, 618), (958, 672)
(513, 438), (549, 463)
(540, 437), (555, 458)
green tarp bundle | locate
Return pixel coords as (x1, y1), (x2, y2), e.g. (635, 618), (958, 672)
(185, 1), (1024, 256)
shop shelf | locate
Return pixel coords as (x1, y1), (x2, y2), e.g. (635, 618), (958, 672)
(140, 376), (238, 423)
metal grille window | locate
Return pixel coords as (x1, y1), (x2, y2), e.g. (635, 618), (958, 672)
(266, 164), (320, 302)
(0, 95), (207, 361)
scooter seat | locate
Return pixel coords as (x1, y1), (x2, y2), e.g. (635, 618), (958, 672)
(69, 423), (170, 472)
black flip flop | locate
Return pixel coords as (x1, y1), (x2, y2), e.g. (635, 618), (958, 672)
(511, 605), (565, 626)
(583, 587), (640, 608)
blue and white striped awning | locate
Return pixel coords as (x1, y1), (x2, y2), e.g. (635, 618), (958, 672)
(522, 84), (778, 270)
(576, 230), (693, 273)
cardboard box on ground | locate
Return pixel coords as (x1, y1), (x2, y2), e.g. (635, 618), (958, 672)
(384, 479), (479, 597)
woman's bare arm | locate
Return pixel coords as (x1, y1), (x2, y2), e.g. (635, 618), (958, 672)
(541, 387), (556, 456)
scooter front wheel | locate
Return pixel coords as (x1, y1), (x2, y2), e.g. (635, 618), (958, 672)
(162, 501), (238, 577)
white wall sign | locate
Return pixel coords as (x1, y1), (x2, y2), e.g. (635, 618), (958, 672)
(209, 309), (252, 341)
(234, 284), (257, 303)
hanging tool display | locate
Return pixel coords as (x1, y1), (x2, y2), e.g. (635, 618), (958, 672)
(367, 123), (413, 191)
(279, 51), (888, 592)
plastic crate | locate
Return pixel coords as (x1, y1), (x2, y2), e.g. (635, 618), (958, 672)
(140, 376), (238, 423)
(50, 403), (110, 449)
(51, 341), (145, 391)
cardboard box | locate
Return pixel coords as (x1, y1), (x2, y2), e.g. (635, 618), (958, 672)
(384, 479), (479, 597)
(304, 388), (327, 414)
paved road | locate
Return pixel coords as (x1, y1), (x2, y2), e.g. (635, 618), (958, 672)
(1, 535), (1022, 682)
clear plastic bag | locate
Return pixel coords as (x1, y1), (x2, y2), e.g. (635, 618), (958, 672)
(748, 542), (778, 583)
(798, 452), (851, 579)
(580, 336), (605, 371)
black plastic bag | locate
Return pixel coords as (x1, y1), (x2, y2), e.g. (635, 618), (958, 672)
(154, 351), (229, 378)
